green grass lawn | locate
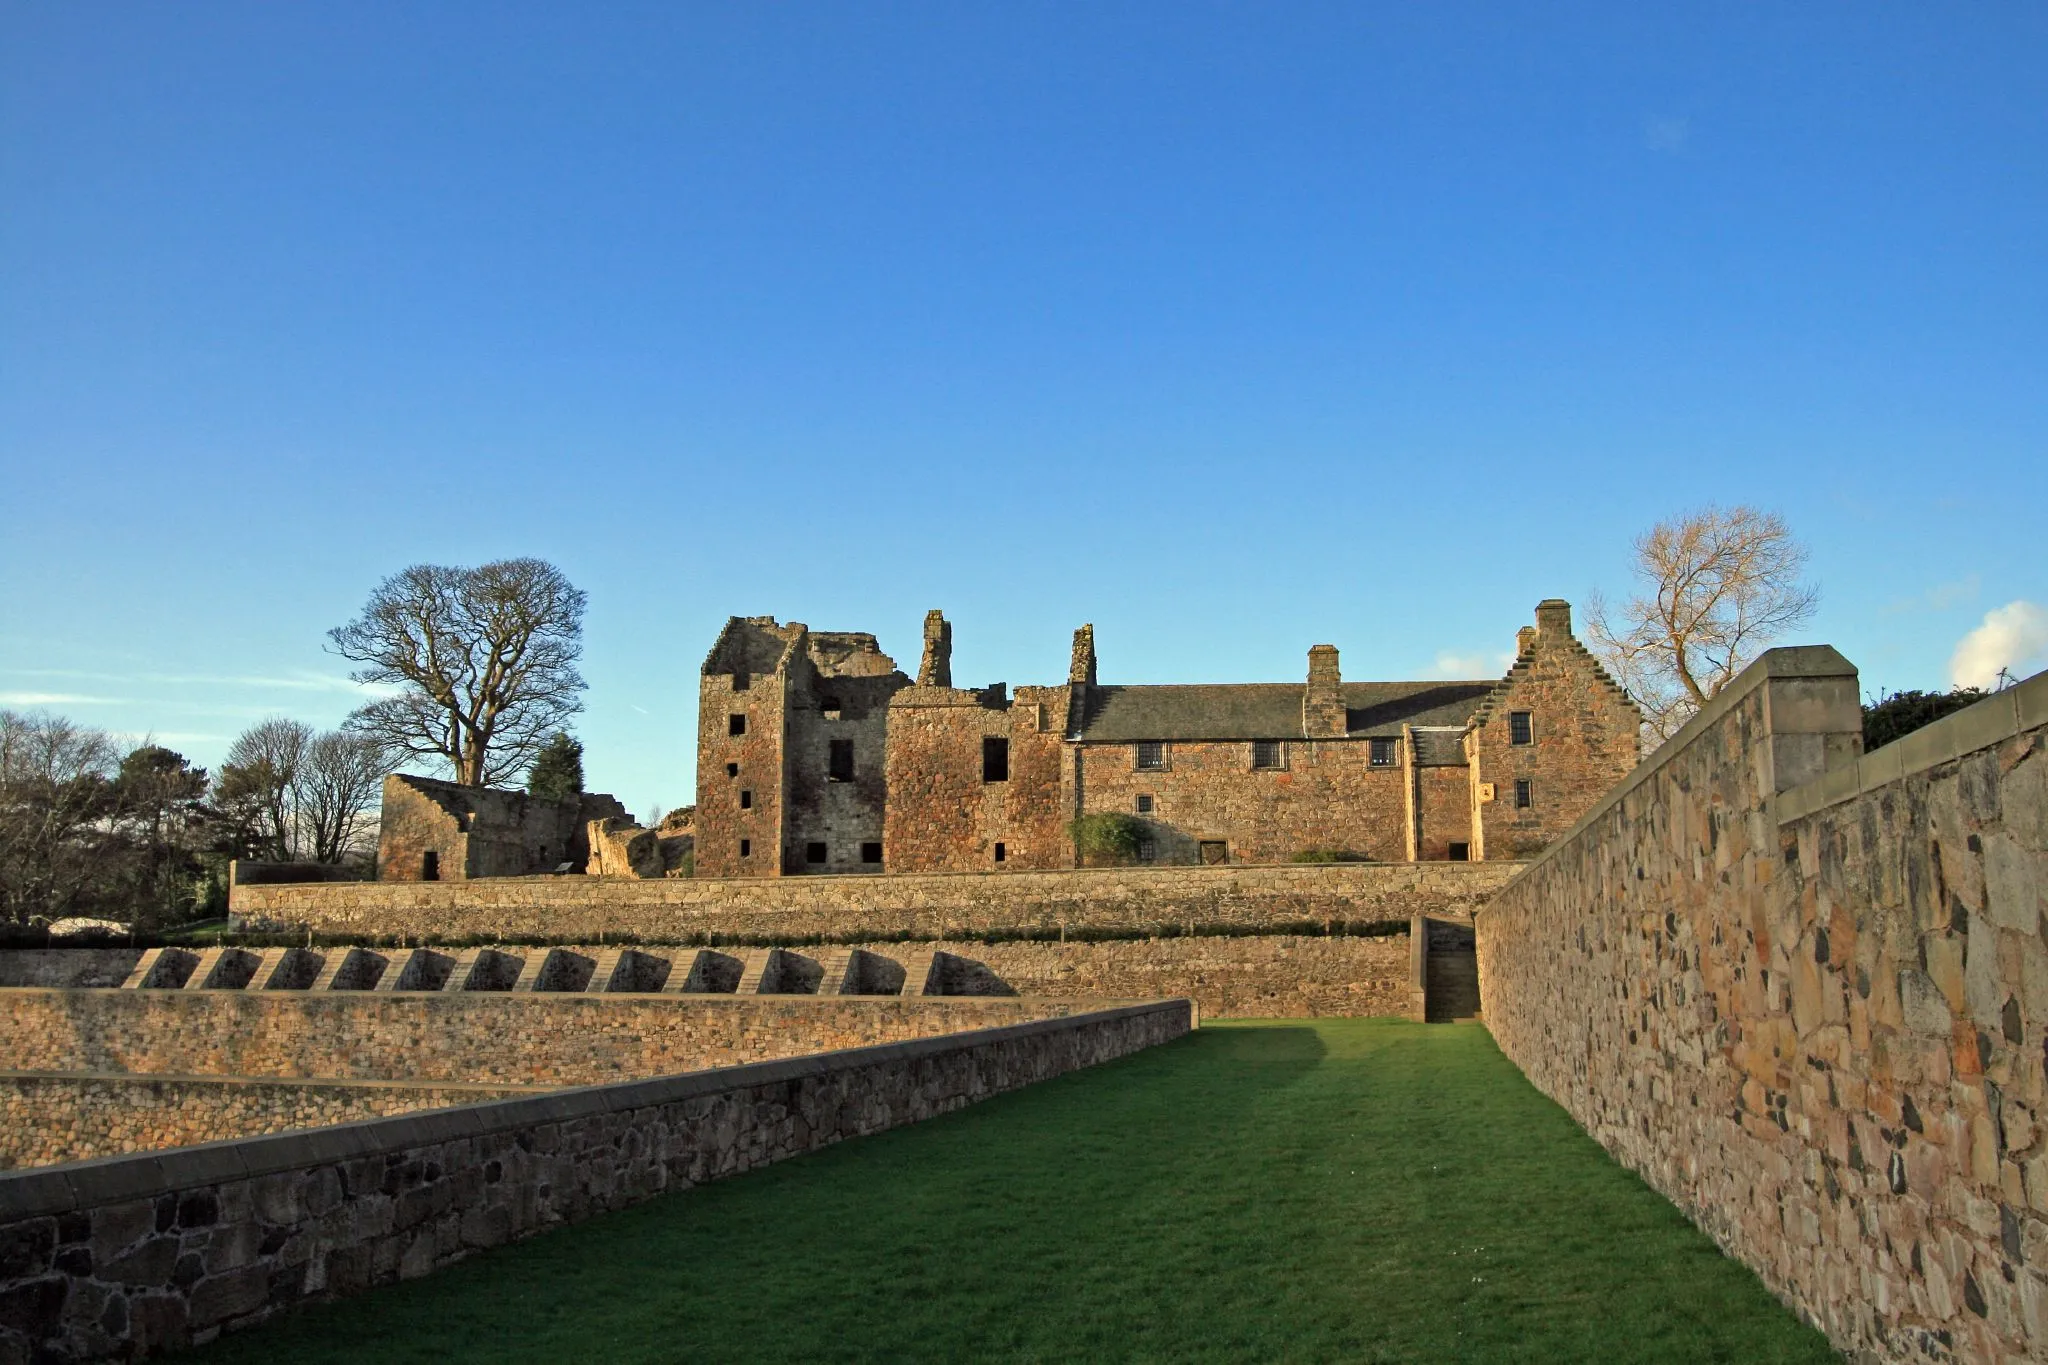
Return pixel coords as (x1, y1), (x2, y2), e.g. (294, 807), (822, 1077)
(193, 1020), (1832, 1364)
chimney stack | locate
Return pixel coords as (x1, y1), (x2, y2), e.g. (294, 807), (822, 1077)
(1303, 644), (1347, 738)
(918, 610), (952, 687)
(1068, 625), (1097, 687)
(1535, 599), (1573, 636)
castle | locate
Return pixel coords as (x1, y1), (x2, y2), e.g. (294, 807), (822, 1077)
(694, 598), (1640, 877)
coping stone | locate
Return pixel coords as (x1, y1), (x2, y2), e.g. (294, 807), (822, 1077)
(0, 1165), (83, 1220)
(60, 1155), (169, 1209)
(154, 1142), (251, 1191)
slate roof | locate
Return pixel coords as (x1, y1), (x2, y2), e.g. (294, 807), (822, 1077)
(1075, 681), (1494, 742)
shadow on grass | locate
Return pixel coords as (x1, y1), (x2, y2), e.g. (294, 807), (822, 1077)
(189, 1022), (1831, 1364)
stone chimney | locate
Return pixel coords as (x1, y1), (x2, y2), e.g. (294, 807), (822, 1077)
(1516, 626), (1538, 657)
(1303, 644), (1347, 738)
(1535, 599), (1573, 636)
(1069, 625), (1097, 687)
(918, 609), (952, 687)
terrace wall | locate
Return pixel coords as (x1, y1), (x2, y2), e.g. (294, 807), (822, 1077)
(229, 859), (1516, 941)
(0, 1001), (1189, 1361)
(1478, 651), (2048, 1362)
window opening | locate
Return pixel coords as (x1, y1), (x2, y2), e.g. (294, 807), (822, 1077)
(739, 839), (751, 858)
(828, 739), (855, 782)
(820, 696), (842, 720)
(1515, 778), (1532, 809)
(739, 790), (752, 810)
(1252, 740), (1284, 769)
(726, 763), (739, 778)
(1509, 712), (1533, 746)
(1135, 794), (1154, 814)
(994, 842), (1006, 863)
(1137, 838), (1157, 864)
(1447, 842), (1470, 861)
(860, 842), (883, 865)
(733, 670), (750, 692)
(983, 736), (1010, 782)
(1135, 741), (1165, 771)
(1370, 737), (1396, 767)
(729, 714), (747, 737)
(1198, 840), (1228, 865)
(806, 842), (827, 864)
(421, 851), (439, 882)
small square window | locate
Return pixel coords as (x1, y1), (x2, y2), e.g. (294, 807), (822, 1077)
(739, 839), (751, 858)
(1135, 794), (1154, 814)
(983, 736), (1010, 782)
(739, 790), (752, 810)
(828, 739), (854, 782)
(729, 713), (747, 737)
(1515, 778), (1532, 809)
(1134, 741), (1165, 771)
(1370, 737), (1396, 767)
(860, 841), (883, 865)
(1252, 740), (1284, 770)
(1509, 711), (1533, 746)
(732, 670), (750, 692)
(1447, 841), (1470, 861)
(994, 842), (1006, 863)
(725, 762), (739, 778)
(1136, 838), (1157, 864)
(806, 841), (827, 864)
(820, 696), (842, 720)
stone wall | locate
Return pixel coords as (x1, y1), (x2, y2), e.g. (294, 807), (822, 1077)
(0, 951), (139, 990)
(0, 991), (1116, 1091)
(0, 1076), (531, 1171)
(882, 683), (1072, 872)
(375, 775), (625, 882)
(0, 1001), (1190, 1360)
(1478, 650), (2048, 1362)
(231, 859), (1516, 941)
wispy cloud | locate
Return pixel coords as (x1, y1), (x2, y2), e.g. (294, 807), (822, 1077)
(1884, 575), (1981, 615)
(1425, 651), (1513, 680)
(0, 692), (127, 707)
(1950, 601), (2048, 689)
(3, 667), (374, 694)
(1643, 116), (1689, 153)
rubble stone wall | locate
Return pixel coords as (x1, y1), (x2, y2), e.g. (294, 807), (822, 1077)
(0, 1076), (530, 1171)
(231, 859), (1515, 941)
(0, 991), (1117, 1089)
(1478, 650), (2048, 1362)
(0, 1001), (1190, 1361)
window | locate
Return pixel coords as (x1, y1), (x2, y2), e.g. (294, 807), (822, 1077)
(983, 736), (1010, 782)
(1198, 840), (1228, 865)
(1135, 794), (1154, 814)
(1136, 838), (1157, 864)
(1252, 740), (1284, 770)
(1135, 741), (1165, 771)
(739, 839), (751, 858)
(994, 842), (1006, 863)
(1509, 711), (1533, 746)
(739, 790), (752, 810)
(733, 670), (750, 692)
(729, 713), (747, 737)
(860, 842), (883, 865)
(1370, 737), (1397, 767)
(726, 762), (739, 778)
(806, 842), (827, 864)
(820, 696), (842, 720)
(828, 739), (854, 782)
(1447, 842), (1469, 862)
(421, 851), (439, 882)
(1515, 778), (1532, 809)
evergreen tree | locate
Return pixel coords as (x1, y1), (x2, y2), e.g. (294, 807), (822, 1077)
(527, 731), (584, 802)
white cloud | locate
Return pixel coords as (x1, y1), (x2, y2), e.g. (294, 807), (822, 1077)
(0, 692), (126, 707)
(1426, 651), (1514, 680)
(1950, 601), (2048, 689)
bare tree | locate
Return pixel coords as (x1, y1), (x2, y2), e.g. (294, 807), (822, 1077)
(214, 718), (312, 861)
(329, 558), (587, 787)
(0, 711), (122, 924)
(1587, 505), (1820, 744)
(296, 731), (391, 864)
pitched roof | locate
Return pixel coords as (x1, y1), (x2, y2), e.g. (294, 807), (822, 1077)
(1075, 681), (1494, 742)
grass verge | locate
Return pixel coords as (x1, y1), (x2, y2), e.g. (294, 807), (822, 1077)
(192, 1020), (1831, 1363)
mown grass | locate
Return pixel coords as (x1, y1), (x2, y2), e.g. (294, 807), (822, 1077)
(193, 1021), (1832, 1363)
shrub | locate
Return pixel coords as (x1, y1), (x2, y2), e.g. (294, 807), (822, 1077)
(1069, 813), (1147, 864)
(1289, 850), (1374, 864)
(1862, 687), (1987, 751)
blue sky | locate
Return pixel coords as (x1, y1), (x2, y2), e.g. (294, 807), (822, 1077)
(3, 2), (2043, 820)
